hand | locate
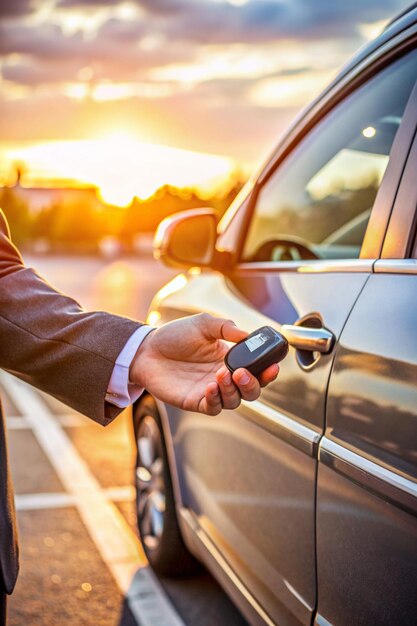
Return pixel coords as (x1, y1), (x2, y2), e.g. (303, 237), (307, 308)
(130, 313), (279, 415)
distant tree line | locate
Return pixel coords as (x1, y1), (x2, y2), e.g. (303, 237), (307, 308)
(0, 180), (244, 253)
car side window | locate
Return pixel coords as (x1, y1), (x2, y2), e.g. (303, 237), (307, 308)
(242, 50), (417, 262)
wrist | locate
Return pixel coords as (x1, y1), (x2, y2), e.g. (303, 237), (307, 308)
(129, 327), (156, 388)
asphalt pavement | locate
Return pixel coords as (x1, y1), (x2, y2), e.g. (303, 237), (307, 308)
(3, 254), (249, 626)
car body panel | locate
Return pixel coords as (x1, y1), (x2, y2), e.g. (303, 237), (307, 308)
(316, 272), (417, 625)
(150, 268), (369, 625)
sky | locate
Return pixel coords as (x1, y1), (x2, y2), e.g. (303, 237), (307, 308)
(0, 0), (413, 204)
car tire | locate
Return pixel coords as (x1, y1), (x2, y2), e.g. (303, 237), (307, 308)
(133, 395), (199, 577)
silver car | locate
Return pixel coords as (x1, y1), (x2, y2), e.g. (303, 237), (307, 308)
(133, 6), (417, 625)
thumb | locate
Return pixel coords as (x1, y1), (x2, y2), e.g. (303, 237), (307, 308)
(198, 314), (248, 343)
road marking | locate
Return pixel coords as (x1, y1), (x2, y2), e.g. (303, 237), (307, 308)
(57, 413), (90, 427)
(16, 492), (75, 510)
(6, 414), (90, 429)
(15, 486), (135, 511)
(105, 485), (136, 501)
(5, 416), (29, 429)
(1, 373), (186, 626)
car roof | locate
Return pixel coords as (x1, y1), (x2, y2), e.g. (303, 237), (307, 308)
(386, 2), (417, 29)
(338, 3), (417, 83)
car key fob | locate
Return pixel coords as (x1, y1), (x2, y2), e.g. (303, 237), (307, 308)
(224, 326), (288, 377)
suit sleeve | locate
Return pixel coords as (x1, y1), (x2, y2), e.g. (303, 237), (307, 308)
(0, 210), (142, 425)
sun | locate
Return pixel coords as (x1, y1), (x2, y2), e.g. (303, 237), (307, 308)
(98, 186), (137, 208)
(93, 133), (236, 206)
(95, 132), (156, 206)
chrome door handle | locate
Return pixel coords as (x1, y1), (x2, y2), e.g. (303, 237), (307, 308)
(281, 324), (334, 354)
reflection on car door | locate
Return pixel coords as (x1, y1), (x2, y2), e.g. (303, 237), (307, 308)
(317, 267), (417, 625)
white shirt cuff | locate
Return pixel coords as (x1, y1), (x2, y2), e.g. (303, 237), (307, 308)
(106, 325), (155, 409)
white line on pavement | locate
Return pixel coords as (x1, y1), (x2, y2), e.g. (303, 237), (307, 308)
(16, 492), (75, 510)
(1, 372), (186, 626)
(15, 486), (135, 511)
(104, 485), (136, 502)
(6, 414), (90, 429)
(5, 416), (30, 429)
(57, 413), (90, 427)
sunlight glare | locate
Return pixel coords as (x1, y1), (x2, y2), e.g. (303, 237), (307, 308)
(146, 310), (162, 326)
(359, 20), (389, 41)
(3, 135), (236, 207)
(248, 70), (333, 108)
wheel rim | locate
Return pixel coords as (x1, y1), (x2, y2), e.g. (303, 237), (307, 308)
(135, 415), (166, 552)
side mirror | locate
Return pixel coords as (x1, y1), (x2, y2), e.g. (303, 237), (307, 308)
(153, 208), (218, 269)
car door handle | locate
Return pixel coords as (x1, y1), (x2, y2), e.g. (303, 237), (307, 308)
(281, 324), (335, 353)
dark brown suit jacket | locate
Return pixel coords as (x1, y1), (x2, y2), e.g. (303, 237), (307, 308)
(0, 210), (141, 593)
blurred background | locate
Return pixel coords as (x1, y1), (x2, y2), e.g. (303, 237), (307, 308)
(0, 0), (412, 255)
(0, 1), (412, 625)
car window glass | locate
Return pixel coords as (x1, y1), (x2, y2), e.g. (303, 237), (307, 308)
(243, 49), (417, 262)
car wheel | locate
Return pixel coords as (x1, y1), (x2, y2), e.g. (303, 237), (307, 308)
(133, 395), (199, 577)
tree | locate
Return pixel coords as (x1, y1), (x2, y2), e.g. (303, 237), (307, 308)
(0, 188), (32, 246)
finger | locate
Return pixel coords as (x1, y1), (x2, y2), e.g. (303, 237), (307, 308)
(197, 313), (248, 344)
(258, 363), (280, 387)
(232, 368), (261, 402)
(199, 382), (223, 416)
(220, 320), (248, 344)
(216, 367), (241, 410)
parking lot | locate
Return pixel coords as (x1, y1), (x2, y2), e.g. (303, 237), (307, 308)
(3, 254), (248, 626)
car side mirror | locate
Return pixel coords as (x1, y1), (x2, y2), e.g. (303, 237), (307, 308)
(153, 208), (218, 268)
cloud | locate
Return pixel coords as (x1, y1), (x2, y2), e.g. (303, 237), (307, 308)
(156, 0), (410, 44)
(98, 16), (146, 41)
(0, 22), (82, 58)
(0, 0), (412, 165)
(0, 0), (410, 69)
(0, 0), (406, 102)
(57, 0), (115, 6)
(53, 0), (411, 44)
(0, 26), (142, 93)
(0, 81), (298, 166)
(0, 0), (36, 18)
(0, 19), (196, 76)
(2, 59), (73, 86)
(58, 0), (189, 11)
(3, 0), (408, 55)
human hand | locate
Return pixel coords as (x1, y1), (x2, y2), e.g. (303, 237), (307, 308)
(130, 313), (279, 415)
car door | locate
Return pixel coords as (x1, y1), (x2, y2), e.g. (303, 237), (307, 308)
(316, 79), (417, 626)
(154, 46), (417, 626)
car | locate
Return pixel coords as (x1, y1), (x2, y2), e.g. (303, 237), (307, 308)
(132, 5), (417, 626)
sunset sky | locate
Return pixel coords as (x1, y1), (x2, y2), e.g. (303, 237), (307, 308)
(0, 0), (412, 204)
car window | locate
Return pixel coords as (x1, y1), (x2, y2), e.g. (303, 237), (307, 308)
(243, 49), (417, 262)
